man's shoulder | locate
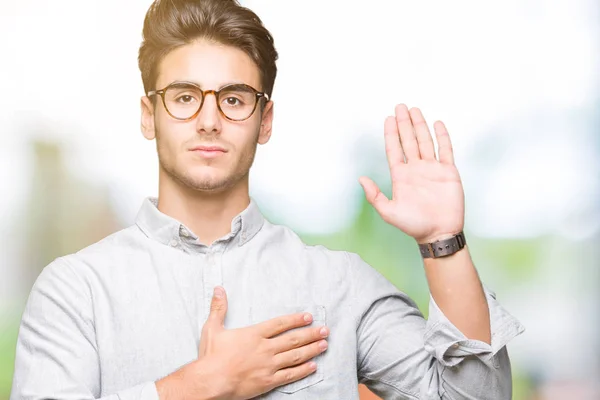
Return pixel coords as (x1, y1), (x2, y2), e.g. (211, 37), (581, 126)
(52, 224), (146, 273)
(263, 222), (402, 302)
(264, 221), (401, 280)
(262, 220), (351, 265)
(76, 224), (143, 255)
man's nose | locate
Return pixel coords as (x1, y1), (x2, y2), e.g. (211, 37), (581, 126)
(195, 91), (221, 133)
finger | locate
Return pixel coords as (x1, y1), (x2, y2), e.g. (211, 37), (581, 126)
(433, 120), (455, 165)
(273, 339), (328, 370)
(395, 104), (420, 161)
(271, 325), (329, 354)
(257, 312), (313, 338)
(271, 361), (318, 390)
(409, 107), (436, 160)
(383, 116), (405, 169)
(358, 176), (392, 219)
(207, 286), (228, 329)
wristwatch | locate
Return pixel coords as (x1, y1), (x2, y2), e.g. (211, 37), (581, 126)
(418, 231), (466, 259)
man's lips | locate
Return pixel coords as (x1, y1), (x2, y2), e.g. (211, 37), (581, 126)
(190, 145), (227, 158)
(190, 145), (226, 152)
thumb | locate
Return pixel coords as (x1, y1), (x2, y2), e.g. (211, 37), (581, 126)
(199, 286), (228, 357)
(208, 286), (228, 329)
(359, 176), (392, 217)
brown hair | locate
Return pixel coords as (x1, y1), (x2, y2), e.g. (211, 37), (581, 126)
(138, 0), (278, 97)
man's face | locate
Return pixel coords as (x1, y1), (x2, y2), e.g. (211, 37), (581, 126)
(141, 40), (273, 193)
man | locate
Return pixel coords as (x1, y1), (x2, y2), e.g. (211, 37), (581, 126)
(10, 0), (524, 399)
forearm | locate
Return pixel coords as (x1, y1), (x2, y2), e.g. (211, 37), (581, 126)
(156, 374), (197, 400)
(423, 244), (491, 344)
(156, 359), (230, 400)
(351, 248), (523, 399)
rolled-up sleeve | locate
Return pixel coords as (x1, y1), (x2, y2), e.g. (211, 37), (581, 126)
(424, 288), (524, 368)
(10, 258), (160, 400)
(349, 252), (525, 400)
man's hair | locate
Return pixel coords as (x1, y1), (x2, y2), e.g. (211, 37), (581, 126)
(138, 0), (278, 97)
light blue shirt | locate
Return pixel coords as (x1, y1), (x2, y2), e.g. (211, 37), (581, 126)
(11, 197), (524, 399)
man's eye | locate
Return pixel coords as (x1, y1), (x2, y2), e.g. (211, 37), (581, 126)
(224, 97), (241, 106)
(177, 95), (196, 104)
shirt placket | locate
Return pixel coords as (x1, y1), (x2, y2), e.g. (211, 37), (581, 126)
(201, 244), (224, 331)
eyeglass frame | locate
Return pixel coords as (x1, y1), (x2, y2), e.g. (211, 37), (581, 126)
(146, 81), (270, 122)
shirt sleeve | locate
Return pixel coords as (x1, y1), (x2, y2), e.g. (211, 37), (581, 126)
(10, 258), (160, 400)
(348, 252), (525, 400)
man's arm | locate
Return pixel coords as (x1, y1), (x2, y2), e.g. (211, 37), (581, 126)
(357, 104), (494, 346)
(10, 259), (160, 400)
(10, 260), (328, 400)
(423, 245), (491, 344)
(355, 104), (523, 397)
(349, 251), (524, 400)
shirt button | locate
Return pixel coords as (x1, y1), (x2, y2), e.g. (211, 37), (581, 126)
(451, 343), (459, 349)
(169, 239), (178, 247)
(181, 229), (190, 238)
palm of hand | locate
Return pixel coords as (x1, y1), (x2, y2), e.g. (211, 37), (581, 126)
(359, 105), (465, 244)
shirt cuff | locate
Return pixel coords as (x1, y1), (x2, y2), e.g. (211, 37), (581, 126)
(423, 287), (525, 367)
(112, 381), (160, 400)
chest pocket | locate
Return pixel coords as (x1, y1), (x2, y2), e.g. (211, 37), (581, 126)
(250, 304), (327, 394)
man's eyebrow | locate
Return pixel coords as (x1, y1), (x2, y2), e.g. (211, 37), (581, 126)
(168, 80), (201, 87)
(166, 80), (250, 90)
(218, 81), (247, 89)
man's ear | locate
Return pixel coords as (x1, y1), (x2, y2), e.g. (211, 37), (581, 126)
(258, 100), (274, 145)
(141, 96), (156, 140)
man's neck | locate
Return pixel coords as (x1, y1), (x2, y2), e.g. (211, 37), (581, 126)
(157, 176), (251, 246)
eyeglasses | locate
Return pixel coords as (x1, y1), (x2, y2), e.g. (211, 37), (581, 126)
(147, 81), (269, 122)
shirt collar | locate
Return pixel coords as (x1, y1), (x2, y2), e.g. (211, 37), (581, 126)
(135, 196), (264, 248)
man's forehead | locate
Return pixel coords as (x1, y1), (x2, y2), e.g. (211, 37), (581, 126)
(155, 41), (261, 90)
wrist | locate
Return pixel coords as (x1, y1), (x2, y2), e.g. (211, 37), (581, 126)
(156, 373), (184, 400)
(156, 359), (229, 400)
(418, 231), (466, 259)
(416, 230), (463, 245)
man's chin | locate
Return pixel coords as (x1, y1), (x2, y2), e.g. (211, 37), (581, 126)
(185, 172), (239, 193)
(162, 164), (245, 194)
(186, 178), (231, 193)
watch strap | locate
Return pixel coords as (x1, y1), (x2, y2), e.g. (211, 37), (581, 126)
(419, 231), (466, 258)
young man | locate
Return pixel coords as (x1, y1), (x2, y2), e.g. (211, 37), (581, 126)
(10, 0), (523, 399)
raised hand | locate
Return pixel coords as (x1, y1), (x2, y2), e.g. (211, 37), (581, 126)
(359, 104), (465, 244)
(156, 287), (329, 400)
